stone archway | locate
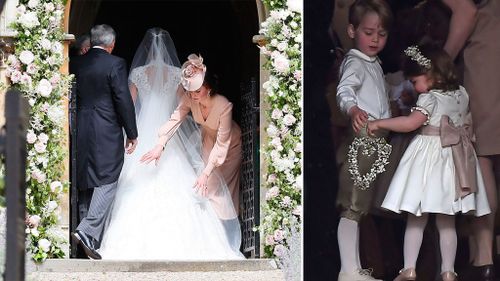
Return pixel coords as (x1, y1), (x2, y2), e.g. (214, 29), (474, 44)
(67, 0), (264, 258)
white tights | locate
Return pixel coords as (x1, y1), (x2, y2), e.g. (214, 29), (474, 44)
(338, 217), (361, 273)
(403, 214), (457, 273)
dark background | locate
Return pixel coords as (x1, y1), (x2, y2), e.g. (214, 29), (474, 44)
(303, 0), (339, 279)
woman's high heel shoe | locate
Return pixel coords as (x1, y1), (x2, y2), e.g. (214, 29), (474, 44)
(394, 268), (417, 281)
(441, 271), (458, 281)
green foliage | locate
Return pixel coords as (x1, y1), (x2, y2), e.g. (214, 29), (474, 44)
(7, 0), (72, 262)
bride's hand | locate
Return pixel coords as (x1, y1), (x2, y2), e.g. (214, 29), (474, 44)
(140, 144), (164, 166)
(194, 173), (209, 197)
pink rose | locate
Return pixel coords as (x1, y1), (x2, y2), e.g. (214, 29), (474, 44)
(27, 215), (41, 228)
(27, 131), (37, 144)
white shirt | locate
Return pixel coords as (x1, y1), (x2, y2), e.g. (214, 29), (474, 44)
(336, 49), (391, 120)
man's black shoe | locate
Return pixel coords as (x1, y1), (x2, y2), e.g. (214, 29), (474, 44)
(71, 230), (102, 260)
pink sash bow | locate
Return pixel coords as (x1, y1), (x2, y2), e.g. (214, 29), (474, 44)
(420, 114), (477, 200)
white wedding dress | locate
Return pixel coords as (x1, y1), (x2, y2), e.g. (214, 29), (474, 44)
(97, 62), (244, 260)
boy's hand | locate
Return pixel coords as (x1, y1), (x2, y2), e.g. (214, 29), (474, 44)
(348, 106), (368, 133)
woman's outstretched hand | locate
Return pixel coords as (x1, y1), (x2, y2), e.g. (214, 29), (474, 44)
(194, 173), (209, 197)
(140, 144), (164, 166)
(367, 120), (379, 137)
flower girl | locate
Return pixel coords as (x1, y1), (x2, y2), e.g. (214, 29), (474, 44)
(368, 44), (490, 281)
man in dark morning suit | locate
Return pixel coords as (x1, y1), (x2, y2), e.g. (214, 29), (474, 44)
(69, 24), (138, 259)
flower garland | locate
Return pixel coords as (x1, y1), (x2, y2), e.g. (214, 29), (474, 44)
(347, 136), (392, 190)
(259, 0), (302, 260)
(3, 0), (73, 262)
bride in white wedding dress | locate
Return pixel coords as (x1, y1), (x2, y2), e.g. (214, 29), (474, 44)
(97, 28), (244, 260)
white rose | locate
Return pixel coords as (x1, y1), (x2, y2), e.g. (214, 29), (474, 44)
(54, 10), (64, 18)
(30, 228), (39, 237)
(51, 42), (63, 55)
(294, 142), (303, 153)
(32, 170), (46, 183)
(27, 131), (37, 144)
(17, 5), (26, 14)
(271, 137), (281, 148)
(50, 181), (63, 193)
(50, 73), (61, 85)
(277, 42), (287, 52)
(47, 201), (58, 212)
(270, 10), (280, 20)
(265, 235), (275, 246)
(273, 244), (286, 257)
(266, 124), (279, 137)
(270, 39), (278, 47)
(273, 229), (285, 242)
(36, 156), (47, 166)
(40, 38), (52, 50)
(270, 150), (280, 161)
(34, 141), (46, 153)
(262, 80), (271, 91)
(265, 186), (280, 200)
(295, 33), (303, 43)
(38, 133), (49, 143)
(281, 196), (292, 207)
(7, 54), (18, 65)
(41, 103), (50, 112)
(27, 0), (39, 9)
(18, 12), (40, 29)
(37, 79), (53, 97)
(281, 26), (291, 38)
(283, 114), (297, 126)
(271, 108), (283, 120)
(47, 105), (65, 125)
(293, 205), (302, 217)
(38, 238), (51, 252)
(44, 3), (55, 12)
(273, 54), (290, 74)
(287, 0), (303, 13)
(19, 50), (35, 65)
(295, 174), (303, 190)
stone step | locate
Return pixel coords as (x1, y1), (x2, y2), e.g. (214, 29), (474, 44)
(29, 270), (285, 281)
(27, 259), (285, 281)
(31, 258), (278, 272)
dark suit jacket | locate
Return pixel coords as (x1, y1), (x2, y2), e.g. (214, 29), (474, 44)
(70, 48), (138, 190)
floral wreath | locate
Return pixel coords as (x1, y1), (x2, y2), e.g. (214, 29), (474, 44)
(404, 45), (431, 70)
(347, 136), (392, 190)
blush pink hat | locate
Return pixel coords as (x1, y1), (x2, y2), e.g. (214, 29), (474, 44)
(180, 54), (206, 91)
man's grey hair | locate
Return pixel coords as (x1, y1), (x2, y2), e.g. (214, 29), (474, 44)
(90, 24), (116, 47)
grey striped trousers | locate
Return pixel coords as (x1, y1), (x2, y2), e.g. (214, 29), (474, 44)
(76, 181), (117, 243)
